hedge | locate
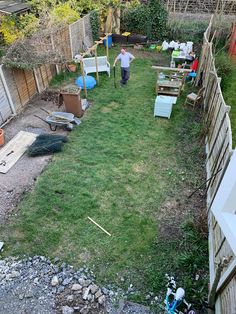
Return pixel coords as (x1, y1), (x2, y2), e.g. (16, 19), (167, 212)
(121, 0), (168, 40)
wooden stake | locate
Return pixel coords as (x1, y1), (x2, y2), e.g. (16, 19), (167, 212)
(94, 47), (99, 85)
(184, 0), (190, 13)
(80, 59), (87, 98)
(88, 216), (111, 236)
(106, 33), (109, 61)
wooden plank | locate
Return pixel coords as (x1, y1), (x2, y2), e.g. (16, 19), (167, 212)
(0, 131), (37, 174)
(88, 216), (111, 236)
(152, 66), (191, 73)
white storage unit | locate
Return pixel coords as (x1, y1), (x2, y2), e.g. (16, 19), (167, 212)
(154, 95), (177, 119)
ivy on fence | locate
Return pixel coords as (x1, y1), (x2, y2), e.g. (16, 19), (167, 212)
(89, 10), (100, 41)
(121, 0), (168, 40)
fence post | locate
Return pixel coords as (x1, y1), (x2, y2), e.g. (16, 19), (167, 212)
(50, 34), (60, 74)
(69, 24), (74, 59)
(0, 64), (16, 115)
(33, 68), (41, 93)
(82, 17), (86, 42)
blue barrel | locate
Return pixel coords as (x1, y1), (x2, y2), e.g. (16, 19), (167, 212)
(103, 35), (112, 48)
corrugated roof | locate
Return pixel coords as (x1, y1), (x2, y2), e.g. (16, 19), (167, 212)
(0, 1), (29, 14)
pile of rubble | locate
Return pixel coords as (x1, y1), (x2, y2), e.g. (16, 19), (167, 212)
(0, 256), (153, 314)
(0, 256), (108, 314)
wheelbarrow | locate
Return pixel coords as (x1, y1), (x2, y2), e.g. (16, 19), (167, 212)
(34, 108), (75, 131)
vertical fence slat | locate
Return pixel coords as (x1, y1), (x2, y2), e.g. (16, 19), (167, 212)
(198, 14), (235, 314)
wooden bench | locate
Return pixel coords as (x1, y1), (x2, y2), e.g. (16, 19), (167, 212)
(83, 56), (110, 77)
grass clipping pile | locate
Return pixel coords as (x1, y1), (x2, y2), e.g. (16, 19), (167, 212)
(27, 134), (68, 157)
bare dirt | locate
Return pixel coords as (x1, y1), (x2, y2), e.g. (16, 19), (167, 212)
(0, 94), (67, 225)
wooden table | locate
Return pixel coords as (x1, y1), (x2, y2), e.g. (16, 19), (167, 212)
(156, 80), (182, 96)
(152, 66), (192, 96)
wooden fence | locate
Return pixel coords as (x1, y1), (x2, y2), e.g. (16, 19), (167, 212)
(2, 64), (55, 114)
(0, 14), (93, 123)
(197, 16), (236, 314)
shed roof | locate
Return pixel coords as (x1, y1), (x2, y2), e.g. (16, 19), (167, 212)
(0, 1), (30, 15)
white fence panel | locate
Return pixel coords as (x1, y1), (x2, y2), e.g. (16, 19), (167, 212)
(0, 75), (13, 126)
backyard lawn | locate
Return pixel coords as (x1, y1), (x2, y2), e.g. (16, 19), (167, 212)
(222, 67), (236, 148)
(1, 48), (208, 310)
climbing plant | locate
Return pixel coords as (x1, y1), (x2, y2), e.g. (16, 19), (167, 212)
(90, 10), (100, 41)
(121, 0), (168, 40)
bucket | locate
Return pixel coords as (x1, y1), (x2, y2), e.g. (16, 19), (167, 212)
(0, 129), (5, 146)
(103, 35), (112, 48)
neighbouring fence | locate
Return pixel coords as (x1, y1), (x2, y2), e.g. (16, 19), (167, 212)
(164, 0), (236, 14)
(69, 14), (93, 58)
(0, 66), (15, 125)
(0, 14), (94, 126)
(197, 16), (236, 314)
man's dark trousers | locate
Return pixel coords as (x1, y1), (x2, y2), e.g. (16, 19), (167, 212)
(120, 67), (130, 85)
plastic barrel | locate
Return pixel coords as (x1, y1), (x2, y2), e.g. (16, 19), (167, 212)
(103, 35), (112, 48)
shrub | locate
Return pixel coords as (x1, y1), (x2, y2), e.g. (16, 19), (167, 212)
(121, 0), (168, 40)
(0, 16), (23, 45)
(49, 3), (80, 25)
(167, 18), (209, 43)
(90, 10), (100, 41)
(215, 51), (236, 89)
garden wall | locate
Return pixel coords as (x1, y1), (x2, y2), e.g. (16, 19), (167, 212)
(197, 16), (236, 314)
(0, 14), (93, 123)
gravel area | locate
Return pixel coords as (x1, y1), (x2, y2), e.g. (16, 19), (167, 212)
(0, 256), (152, 314)
(0, 95), (67, 224)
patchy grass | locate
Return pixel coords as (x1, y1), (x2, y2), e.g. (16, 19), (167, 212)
(1, 47), (208, 311)
(221, 67), (236, 148)
(215, 51), (236, 147)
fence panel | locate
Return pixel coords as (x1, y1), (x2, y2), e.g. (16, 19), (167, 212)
(220, 274), (236, 313)
(12, 68), (37, 110)
(34, 65), (56, 93)
(197, 14), (236, 314)
(69, 14), (93, 58)
(0, 74), (13, 125)
(52, 26), (72, 61)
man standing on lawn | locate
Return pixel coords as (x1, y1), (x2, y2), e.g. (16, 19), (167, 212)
(113, 48), (135, 86)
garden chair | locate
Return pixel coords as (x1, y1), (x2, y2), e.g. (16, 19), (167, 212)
(184, 87), (204, 108)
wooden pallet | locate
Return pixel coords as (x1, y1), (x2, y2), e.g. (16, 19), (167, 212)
(0, 131), (37, 174)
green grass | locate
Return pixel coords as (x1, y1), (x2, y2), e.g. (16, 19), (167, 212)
(215, 51), (236, 148)
(221, 68), (236, 148)
(1, 47), (208, 311)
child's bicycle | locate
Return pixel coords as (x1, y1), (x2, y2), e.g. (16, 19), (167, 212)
(164, 275), (196, 314)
